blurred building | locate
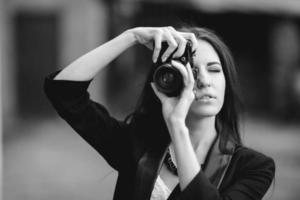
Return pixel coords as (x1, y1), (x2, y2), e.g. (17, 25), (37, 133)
(1, 0), (4, 199)
(2, 0), (109, 126)
(2, 0), (300, 127)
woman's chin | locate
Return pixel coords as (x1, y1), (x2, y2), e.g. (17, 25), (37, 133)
(188, 106), (220, 118)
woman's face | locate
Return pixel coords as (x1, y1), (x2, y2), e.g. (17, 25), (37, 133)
(188, 39), (226, 118)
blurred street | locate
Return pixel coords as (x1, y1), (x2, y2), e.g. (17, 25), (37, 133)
(3, 116), (300, 200)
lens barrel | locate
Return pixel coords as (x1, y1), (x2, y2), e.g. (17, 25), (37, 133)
(153, 63), (183, 97)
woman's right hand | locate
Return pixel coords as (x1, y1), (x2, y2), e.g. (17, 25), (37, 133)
(129, 27), (198, 63)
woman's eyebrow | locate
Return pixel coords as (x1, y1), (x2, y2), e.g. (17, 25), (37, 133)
(207, 61), (221, 66)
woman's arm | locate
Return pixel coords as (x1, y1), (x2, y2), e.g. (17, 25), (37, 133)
(54, 26), (197, 81)
(46, 26), (198, 171)
(151, 60), (200, 190)
(54, 29), (137, 81)
(173, 148), (275, 200)
(167, 119), (201, 190)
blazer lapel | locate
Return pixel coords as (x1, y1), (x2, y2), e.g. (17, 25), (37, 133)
(133, 135), (236, 200)
(168, 135), (236, 200)
(133, 143), (169, 200)
(202, 135), (235, 189)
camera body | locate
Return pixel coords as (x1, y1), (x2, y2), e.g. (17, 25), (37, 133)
(153, 41), (196, 97)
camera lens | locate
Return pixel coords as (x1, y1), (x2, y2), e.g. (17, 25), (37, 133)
(161, 72), (174, 85)
(152, 41), (192, 97)
(153, 63), (183, 97)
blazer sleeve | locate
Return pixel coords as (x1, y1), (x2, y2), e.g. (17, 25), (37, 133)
(176, 148), (275, 200)
(43, 70), (133, 171)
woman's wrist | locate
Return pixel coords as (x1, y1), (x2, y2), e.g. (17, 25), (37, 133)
(166, 117), (188, 136)
(123, 28), (139, 46)
(166, 116), (185, 127)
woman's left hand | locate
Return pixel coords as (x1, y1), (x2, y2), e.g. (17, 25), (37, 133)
(151, 60), (195, 126)
(152, 60), (202, 190)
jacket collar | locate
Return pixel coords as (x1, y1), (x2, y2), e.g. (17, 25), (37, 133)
(133, 134), (236, 200)
(202, 134), (235, 189)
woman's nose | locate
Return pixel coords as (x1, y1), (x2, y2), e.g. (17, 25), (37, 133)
(195, 67), (211, 89)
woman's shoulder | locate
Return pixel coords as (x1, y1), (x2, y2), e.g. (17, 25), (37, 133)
(235, 145), (273, 159)
(233, 145), (275, 171)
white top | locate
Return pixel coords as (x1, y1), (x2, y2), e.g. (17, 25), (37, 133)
(150, 145), (176, 200)
(150, 176), (171, 200)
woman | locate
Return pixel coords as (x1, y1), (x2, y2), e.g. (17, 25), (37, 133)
(44, 26), (275, 200)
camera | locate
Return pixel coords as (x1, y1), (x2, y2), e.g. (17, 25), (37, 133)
(152, 41), (196, 97)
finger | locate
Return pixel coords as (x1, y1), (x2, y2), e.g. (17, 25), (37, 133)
(161, 30), (178, 62)
(185, 63), (195, 90)
(172, 35), (187, 58)
(171, 60), (189, 86)
(178, 63), (196, 103)
(150, 82), (167, 101)
(152, 33), (162, 63)
(180, 32), (198, 52)
(165, 27), (187, 58)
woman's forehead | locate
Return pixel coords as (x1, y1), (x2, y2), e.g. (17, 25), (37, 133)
(193, 40), (221, 64)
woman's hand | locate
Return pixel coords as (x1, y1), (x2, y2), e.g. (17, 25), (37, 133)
(151, 60), (195, 127)
(151, 60), (201, 190)
(129, 27), (197, 63)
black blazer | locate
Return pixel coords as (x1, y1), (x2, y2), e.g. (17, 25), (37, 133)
(44, 71), (275, 200)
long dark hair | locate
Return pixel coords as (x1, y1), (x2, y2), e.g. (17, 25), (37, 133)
(126, 27), (243, 152)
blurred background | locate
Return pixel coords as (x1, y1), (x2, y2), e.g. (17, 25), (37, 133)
(2, 0), (300, 199)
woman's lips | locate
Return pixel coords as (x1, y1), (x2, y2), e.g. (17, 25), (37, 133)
(195, 94), (216, 101)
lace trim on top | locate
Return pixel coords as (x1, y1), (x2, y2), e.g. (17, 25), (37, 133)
(150, 176), (171, 200)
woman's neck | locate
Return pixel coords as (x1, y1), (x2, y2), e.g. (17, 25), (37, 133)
(185, 115), (217, 150)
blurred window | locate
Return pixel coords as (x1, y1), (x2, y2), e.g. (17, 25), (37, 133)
(14, 12), (59, 118)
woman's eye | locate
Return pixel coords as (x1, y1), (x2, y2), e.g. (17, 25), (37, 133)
(208, 66), (221, 72)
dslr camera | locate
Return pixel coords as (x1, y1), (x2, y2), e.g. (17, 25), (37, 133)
(153, 41), (196, 97)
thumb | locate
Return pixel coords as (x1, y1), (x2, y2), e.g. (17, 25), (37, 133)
(150, 82), (167, 102)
